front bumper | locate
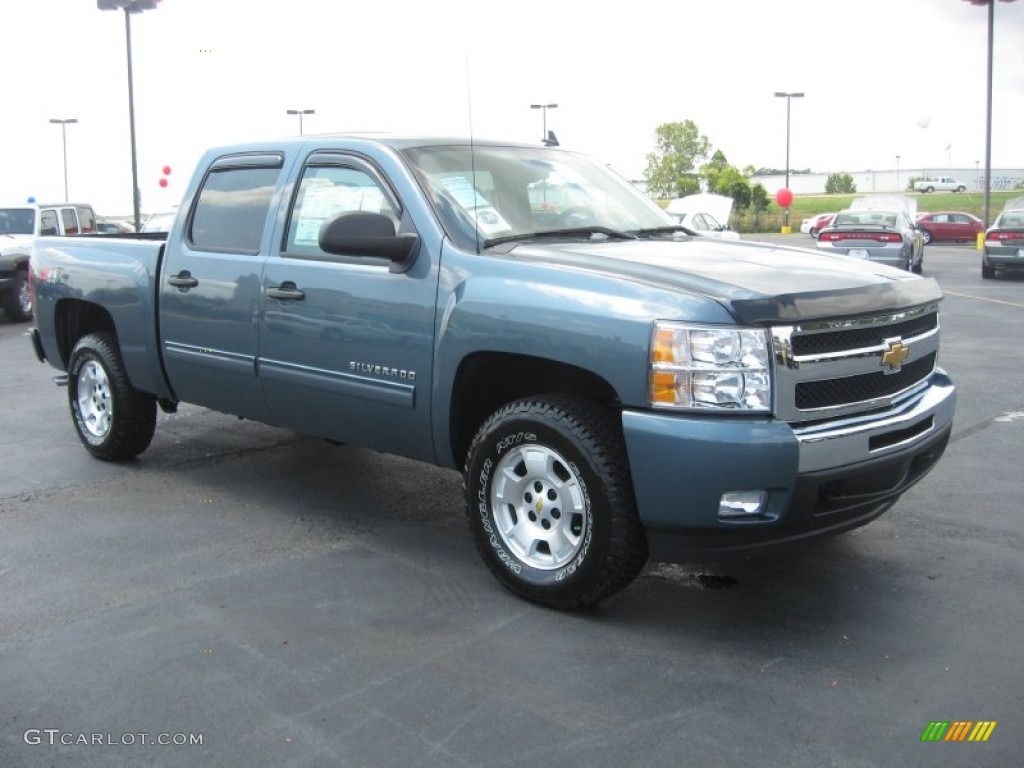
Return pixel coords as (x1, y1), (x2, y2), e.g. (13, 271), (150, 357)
(621, 370), (956, 562)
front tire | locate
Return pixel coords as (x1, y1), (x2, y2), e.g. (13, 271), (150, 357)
(68, 333), (156, 460)
(1, 268), (32, 322)
(464, 396), (648, 609)
(920, 229), (933, 245)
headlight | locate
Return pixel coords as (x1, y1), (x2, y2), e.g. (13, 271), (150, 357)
(650, 323), (771, 411)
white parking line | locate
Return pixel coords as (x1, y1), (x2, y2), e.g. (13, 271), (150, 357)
(943, 291), (1024, 310)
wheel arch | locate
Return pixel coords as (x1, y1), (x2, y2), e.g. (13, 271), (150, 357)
(53, 299), (117, 369)
(448, 351), (621, 470)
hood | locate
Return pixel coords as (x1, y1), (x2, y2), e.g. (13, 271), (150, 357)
(0, 234), (34, 256)
(665, 193), (734, 225)
(506, 237), (942, 325)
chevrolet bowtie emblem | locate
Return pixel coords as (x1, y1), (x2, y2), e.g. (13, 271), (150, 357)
(881, 340), (910, 372)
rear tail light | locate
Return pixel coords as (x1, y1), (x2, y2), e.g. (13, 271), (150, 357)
(986, 230), (1024, 243)
(819, 231), (902, 243)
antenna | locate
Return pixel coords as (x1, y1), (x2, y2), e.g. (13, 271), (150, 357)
(464, 55), (481, 253)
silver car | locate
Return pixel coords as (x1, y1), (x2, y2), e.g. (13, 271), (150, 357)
(982, 198), (1024, 279)
(816, 203), (924, 273)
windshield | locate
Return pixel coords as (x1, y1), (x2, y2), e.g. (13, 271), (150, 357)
(0, 208), (35, 235)
(400, 144), (675, 250)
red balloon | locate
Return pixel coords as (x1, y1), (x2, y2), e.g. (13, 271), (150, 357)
(162, 166), (172, 176)
(775, 188), (794, 208)
(159, 178), (168, 188)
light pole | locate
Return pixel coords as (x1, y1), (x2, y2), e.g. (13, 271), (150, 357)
(98, 0), (159, 232)
(49, 118), (78, 202)
(774, 91), (804, 230)
(895, 155), (901, 191)
(286, 109), (315, 135)
(530, 103), (558, 143)
(963, 0), (1018, 228)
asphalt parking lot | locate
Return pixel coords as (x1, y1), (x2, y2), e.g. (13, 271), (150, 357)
(1, 239), (1021, 767)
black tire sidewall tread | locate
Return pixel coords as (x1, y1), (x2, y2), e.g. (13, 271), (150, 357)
(68, 332), (156, 461)
(1, 269), (32, 322)
(464, 395), (648, 610)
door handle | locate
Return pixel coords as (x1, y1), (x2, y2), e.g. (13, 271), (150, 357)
(167, 272), (199, 288)
(266, 282), (306, 301)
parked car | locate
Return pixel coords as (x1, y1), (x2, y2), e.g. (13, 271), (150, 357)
(0, 202), (96, 321)
(96, 218), (135, 234)
(28, 134), (956, 609)
(800, 212), (836, 237)
(816, 196), (924, 273)
(665, 194), (739, 239)
(981, 198), (1024, 279)
(915, 211), (983, 244)
(669, 211), (740, 239)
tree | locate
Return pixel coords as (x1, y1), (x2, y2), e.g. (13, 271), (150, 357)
(749, 183), (769, 230)
(701, 149), (730, 194)
(643, 120), (711, 198)
(825, 173), (857, 194)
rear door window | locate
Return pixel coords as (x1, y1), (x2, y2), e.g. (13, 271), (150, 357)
(61, 208), (79, 235)
(76, 206), (96, 233)
(188, 156), (283, 253)
(40, 210), (59, 236)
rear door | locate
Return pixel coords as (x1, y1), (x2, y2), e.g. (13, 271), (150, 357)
(159, 152), (285, 420)
(257, 150), (438, 462)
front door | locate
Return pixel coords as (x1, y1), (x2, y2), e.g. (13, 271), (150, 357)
(258, 152), (438, 462)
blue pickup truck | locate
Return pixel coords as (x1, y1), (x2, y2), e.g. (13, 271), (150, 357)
(30, 135), (956, 608)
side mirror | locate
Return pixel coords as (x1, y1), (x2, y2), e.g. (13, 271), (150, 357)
(319, 212), (419, 273)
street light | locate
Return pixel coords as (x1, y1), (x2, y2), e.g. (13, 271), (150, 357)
(49, 118), (79, 202)
(896, 155), (901, 192)
(530, 103), (558, 143)
(97, 0), (160, 233)
(286, 108), (315, 135)
(774, 91), (804, 230)
(963, 0), (1018, 228)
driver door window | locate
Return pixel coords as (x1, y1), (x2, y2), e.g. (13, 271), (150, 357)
(284, 165), (398, 257)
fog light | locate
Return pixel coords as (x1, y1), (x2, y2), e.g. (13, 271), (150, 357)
(719, 491), (768, 520)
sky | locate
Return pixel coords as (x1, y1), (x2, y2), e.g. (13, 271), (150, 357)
(3, 0), (1023, 216)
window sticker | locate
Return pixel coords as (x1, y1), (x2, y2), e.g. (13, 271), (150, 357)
(293, 178), (388, 247)
(438, 175), (511, 237)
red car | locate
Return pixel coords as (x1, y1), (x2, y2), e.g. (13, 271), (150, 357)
(915, 211), (983, 244)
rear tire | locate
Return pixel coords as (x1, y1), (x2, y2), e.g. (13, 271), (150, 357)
(982, 263), (995, 279)
(464, 395), (648, 609)
(68, 333), (156, 460)
(956, 186), (966, 193)
(919, 229), (933, 245)
(1, 268), (32, 322)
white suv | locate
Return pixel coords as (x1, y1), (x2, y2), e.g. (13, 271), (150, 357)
(0, 203), (97, 322)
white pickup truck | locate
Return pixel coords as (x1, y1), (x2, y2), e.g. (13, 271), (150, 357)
(914, 176), (967, 193)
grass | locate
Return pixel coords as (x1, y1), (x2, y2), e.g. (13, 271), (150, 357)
(751, 190), (1021, 233)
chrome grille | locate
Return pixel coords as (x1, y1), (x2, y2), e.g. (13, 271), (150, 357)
(790, 313), (938, 356)
(773, 304), (940, 423)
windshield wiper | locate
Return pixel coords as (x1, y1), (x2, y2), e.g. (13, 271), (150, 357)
(629, 226), (695, 237)
(483, 227), (638, 248)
